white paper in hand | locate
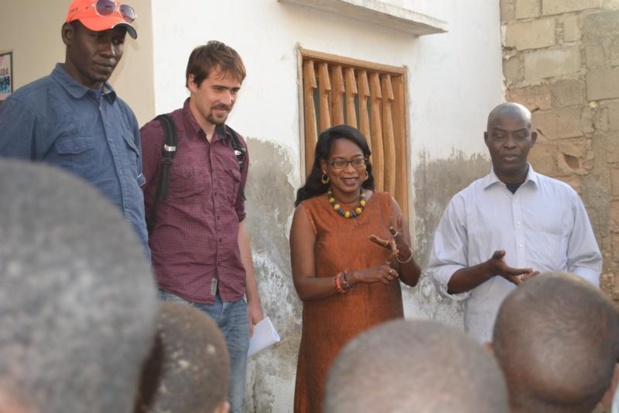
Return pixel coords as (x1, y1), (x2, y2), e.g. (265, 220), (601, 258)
(248, 317), (281, 357)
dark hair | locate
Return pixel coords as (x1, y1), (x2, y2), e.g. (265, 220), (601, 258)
(135, 302), (230, 413)
(294, 124), (375, 207)
(326, 319), (508, 413)
(0, 160), (158, 413)
(185, 41), (246, 88)
(493, 272), (619, 413)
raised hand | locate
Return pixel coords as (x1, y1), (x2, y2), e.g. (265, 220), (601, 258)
(389, 225), (413, 263)
(368, 226), (412, 264)
(488, 249), (538, 286)
(369, 233), (398, 260)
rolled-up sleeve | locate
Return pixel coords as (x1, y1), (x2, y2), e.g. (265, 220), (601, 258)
(428, 196), (471, 301)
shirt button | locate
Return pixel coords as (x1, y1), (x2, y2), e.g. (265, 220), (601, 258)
(219, 238), (223, 243)
(74, 145), (80, 152)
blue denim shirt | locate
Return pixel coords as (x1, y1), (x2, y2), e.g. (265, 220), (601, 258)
(0, 63), (149, 256)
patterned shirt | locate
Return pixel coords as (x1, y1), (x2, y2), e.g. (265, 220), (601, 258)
(0, 63), (148, 255)
(140, 99), (249, 304)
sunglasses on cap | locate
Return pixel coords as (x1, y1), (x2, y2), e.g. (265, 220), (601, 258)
(93, 0), (136, 23)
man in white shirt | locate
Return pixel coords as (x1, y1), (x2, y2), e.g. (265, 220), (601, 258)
(428, 102), (602, 342)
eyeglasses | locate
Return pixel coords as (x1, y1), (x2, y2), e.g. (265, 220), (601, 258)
(94, 0), (136, 23)
(328, 158), (368, 169)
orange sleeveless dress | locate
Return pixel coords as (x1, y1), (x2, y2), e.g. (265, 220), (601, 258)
(293, 191), (405, 413)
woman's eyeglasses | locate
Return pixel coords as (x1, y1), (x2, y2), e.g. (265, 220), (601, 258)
(93, 0), (136, 23)
(328, 158), (368, 169)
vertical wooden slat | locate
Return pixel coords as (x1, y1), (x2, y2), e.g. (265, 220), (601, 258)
(345, 68), (358, 128)
(381, 75), (396, 195)
(300, 51), (409, 219)
(331, 66), (345, 125)
(357, 71), (371, 152)
(318, 63), (332, 132)
(392, 75), (408, 217)
(303, 60), (318, 176)
(369, 72), (384, 191)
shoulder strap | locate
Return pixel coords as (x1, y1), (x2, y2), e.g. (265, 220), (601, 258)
(147, 114), (177, 233)
(224, 125), (247, 201)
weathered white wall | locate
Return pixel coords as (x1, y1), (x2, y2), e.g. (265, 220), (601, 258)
(151, 1), (503, 411)
(151, 0), (502, 161)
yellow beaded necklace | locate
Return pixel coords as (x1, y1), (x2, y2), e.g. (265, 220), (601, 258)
(328, 188), (366, 218)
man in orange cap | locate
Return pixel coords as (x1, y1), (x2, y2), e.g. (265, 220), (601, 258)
(0, 0), (149, 256)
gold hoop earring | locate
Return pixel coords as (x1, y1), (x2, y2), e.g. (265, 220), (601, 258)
(321, 172), (330, 184)
(364, 170), (369, 181)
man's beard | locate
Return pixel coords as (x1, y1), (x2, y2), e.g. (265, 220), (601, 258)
(206, 106), (230, 126)
(206, 114), (226, 126)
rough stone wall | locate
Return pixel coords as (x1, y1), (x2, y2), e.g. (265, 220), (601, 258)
(501, 0), (619, 303)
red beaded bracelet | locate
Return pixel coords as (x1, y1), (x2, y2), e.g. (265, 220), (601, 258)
(341, 271), (353, 290)
(334, 272), (347, 294)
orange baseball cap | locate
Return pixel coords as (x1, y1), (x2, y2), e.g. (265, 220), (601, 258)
(66, 0), (137, 39)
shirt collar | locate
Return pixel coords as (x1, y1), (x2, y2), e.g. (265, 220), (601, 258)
(51, 63), (117, 102)
(482, 164), (539, 190)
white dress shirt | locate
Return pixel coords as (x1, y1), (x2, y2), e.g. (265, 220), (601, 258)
(428, 166), (602, 342)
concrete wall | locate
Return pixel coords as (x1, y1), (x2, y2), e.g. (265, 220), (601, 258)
(500, 0), (619, 312)
(149, 1), (502, 411)
(0, 0), (155, 125)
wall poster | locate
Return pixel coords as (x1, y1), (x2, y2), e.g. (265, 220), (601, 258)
(0, 51), (13, 106)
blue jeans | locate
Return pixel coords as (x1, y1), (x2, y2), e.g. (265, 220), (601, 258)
(159, 290), (249, 413)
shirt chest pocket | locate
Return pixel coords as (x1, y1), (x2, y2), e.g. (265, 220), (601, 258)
(168, 164), (210, 201)
(534, 211), (569, 269)
(54, 137), (97, 176)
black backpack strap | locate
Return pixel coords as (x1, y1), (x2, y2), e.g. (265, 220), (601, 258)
(147, 114), (177, 233)
(224, 125), (247, 202)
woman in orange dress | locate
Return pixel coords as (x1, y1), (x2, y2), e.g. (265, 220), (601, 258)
(290, 124), (421, 413)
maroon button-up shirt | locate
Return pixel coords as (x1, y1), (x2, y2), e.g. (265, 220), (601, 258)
(140, 99), (248, 304)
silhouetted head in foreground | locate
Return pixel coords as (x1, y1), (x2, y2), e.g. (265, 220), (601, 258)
(135, 301), (231, 413)
(493, 272), (619, 413)
(325, 318), (509, 413)
(0, 160), (158, 413)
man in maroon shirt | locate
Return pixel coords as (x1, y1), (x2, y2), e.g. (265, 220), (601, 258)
(140, 41), (263, 413)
